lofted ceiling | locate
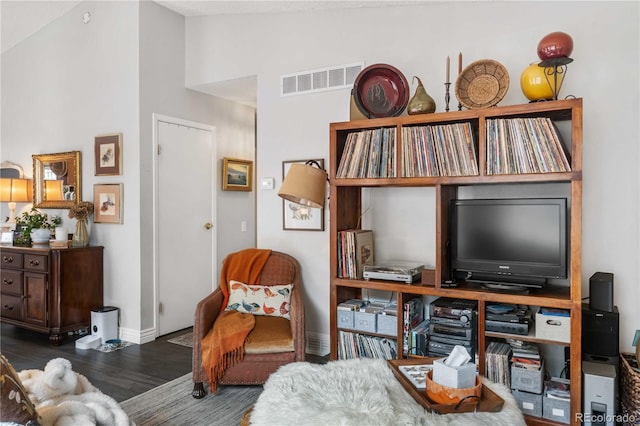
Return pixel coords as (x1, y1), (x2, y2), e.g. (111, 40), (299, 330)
(1, 1), (419, 105)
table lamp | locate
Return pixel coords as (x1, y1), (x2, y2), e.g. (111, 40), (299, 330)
(44, 179), (64, 201)
(0, 178), (33, 224)
(278, 160), (328, 209)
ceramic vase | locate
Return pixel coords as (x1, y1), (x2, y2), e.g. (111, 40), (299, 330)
(407, 76), (436, 115)
(72, 219), (89, 247)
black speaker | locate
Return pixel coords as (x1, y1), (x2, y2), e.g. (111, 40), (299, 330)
(589, 272), (614, 312)
(582, 304), (619, 361)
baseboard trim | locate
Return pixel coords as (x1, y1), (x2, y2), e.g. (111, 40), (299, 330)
(120, 327), (156, 344)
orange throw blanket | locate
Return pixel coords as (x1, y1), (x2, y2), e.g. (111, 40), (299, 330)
(202, 248), (272, 393)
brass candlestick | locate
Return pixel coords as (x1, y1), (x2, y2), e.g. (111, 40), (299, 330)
(444, 82), (451, 112)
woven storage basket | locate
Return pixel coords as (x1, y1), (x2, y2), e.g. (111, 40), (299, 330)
(621, 354), (640, 425)
(455, 59), (509, 109)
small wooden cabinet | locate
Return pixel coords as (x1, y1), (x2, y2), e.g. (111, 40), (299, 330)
(0, 245), (103, 344)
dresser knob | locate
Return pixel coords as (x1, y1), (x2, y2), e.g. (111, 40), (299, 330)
(29, 259), (40, 266)
(2, 278), (13, 285)
(2, 304), (13, 311)
(2, 256), (13, 263)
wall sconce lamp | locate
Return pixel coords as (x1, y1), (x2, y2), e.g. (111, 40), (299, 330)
(278, 160), (328, 209)
(44, 179), (64, 201)
(0, 178), (33, 223)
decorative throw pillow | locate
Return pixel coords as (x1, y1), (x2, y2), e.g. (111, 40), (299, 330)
(225, 280), (292, 319)
(0, 353), (41, 426)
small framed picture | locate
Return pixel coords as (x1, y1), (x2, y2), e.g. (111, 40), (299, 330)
(94, 133), (122, 176)
(94, 184), (123, 224)
(1, 231), (13, 244)
(282, 159), (324, 231)
(222, 158), (253, 191)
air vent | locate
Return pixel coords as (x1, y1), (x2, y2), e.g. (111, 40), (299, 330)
(281, 62), (364, 97)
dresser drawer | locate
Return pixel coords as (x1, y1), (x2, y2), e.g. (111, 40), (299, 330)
(24, 254), (48, 272)
(1, 252), (24, 269)
(1, 294), (23, 320)
(1, 270), (23, 296)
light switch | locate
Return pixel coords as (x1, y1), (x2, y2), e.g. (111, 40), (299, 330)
(261, 177), (275, 190)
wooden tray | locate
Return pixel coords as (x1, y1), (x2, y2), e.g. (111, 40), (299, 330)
(388, 358), (504, 414)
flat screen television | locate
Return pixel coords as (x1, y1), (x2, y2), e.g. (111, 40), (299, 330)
(450, 198), (567, 290)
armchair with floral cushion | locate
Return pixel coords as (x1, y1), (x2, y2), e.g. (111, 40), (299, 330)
(191, 249), (305, 398)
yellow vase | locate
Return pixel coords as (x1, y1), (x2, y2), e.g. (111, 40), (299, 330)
(520, 62), (564, 101)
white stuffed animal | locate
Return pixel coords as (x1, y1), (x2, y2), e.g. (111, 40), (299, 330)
(17, 358), (133, 426)
(18, 358), (96, 404)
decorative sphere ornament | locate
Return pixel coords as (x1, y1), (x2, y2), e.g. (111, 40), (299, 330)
(537, 31), (574, 60)
(520, 62), (564, 101)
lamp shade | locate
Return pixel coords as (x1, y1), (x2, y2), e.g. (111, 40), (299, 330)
(0, 178), (32, 202)
(44, 179), (64, 201)
(278, 163), (327, 209)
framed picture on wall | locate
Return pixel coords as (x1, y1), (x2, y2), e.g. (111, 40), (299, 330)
(94, 184), (123, 223)
(94, 133), (122, 176)
(282, 159), (324, 231)
(222, 157), (253, 191)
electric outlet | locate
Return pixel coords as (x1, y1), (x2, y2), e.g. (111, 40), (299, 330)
(241, 221), (247, 232)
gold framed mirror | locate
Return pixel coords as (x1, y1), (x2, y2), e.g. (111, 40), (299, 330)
(32, 151), (81, 209)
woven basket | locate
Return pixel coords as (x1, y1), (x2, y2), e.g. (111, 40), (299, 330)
(621, 354), (640, 425)
(455, 59), (509, 109)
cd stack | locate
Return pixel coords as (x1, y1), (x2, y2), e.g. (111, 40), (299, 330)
(427, 297), (477, 358)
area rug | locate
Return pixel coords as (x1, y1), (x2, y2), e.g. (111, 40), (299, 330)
(167, 332), (193, 348)
(120, 373), (261, 425)
(250, 358), (527, 426)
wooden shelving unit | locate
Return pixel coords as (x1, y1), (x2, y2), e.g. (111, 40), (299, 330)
(328, 99), (583, 426)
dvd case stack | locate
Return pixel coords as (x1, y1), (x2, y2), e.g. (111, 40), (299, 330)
(403, 298), (424, 356)
(485, 341), (512, 387)
(337, 330), (397, 360)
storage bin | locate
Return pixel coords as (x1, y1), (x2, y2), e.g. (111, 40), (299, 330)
(512, 389), (542, 417)
(376, 313), (397, 336)
(543, 395), (570, 424)
(535, 311), (570, 343)
(511, 361), (545, 394)
(354, 309), (378, 333)
(337, 310), (354, 329)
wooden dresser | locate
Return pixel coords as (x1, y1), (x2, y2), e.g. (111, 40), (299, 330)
(0, 245), (103, 344)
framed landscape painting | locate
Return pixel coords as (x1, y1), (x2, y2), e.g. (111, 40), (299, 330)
(222, 158), (253, 191)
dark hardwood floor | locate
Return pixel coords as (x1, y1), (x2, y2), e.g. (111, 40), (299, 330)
(1, 323), (329, 402)
(1, 323), (193, 402)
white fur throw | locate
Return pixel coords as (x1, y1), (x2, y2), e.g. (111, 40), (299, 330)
(250, 358), (526, 426)
(17, 358), (133, 426)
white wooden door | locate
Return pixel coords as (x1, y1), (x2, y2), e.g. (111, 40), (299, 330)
(155, 116), (216, 336)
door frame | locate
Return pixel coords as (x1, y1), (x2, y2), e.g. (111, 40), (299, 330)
(152, 113), (217, 337)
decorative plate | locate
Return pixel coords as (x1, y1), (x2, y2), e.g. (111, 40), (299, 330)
(455, 59), (510, 109)
(352, 64), (410, 118)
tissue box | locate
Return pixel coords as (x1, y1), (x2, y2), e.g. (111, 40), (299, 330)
(432, 358), (476, 389)
(535, 310), (570, 343)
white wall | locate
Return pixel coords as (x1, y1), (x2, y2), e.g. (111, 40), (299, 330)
(185, 1), (640, 352)
(138, 1), (256, 333)
(1, 1), (142, 331)
(1, 1), (256, 341)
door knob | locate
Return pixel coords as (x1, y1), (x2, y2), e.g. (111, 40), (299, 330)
(204, 223), (213, 230)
